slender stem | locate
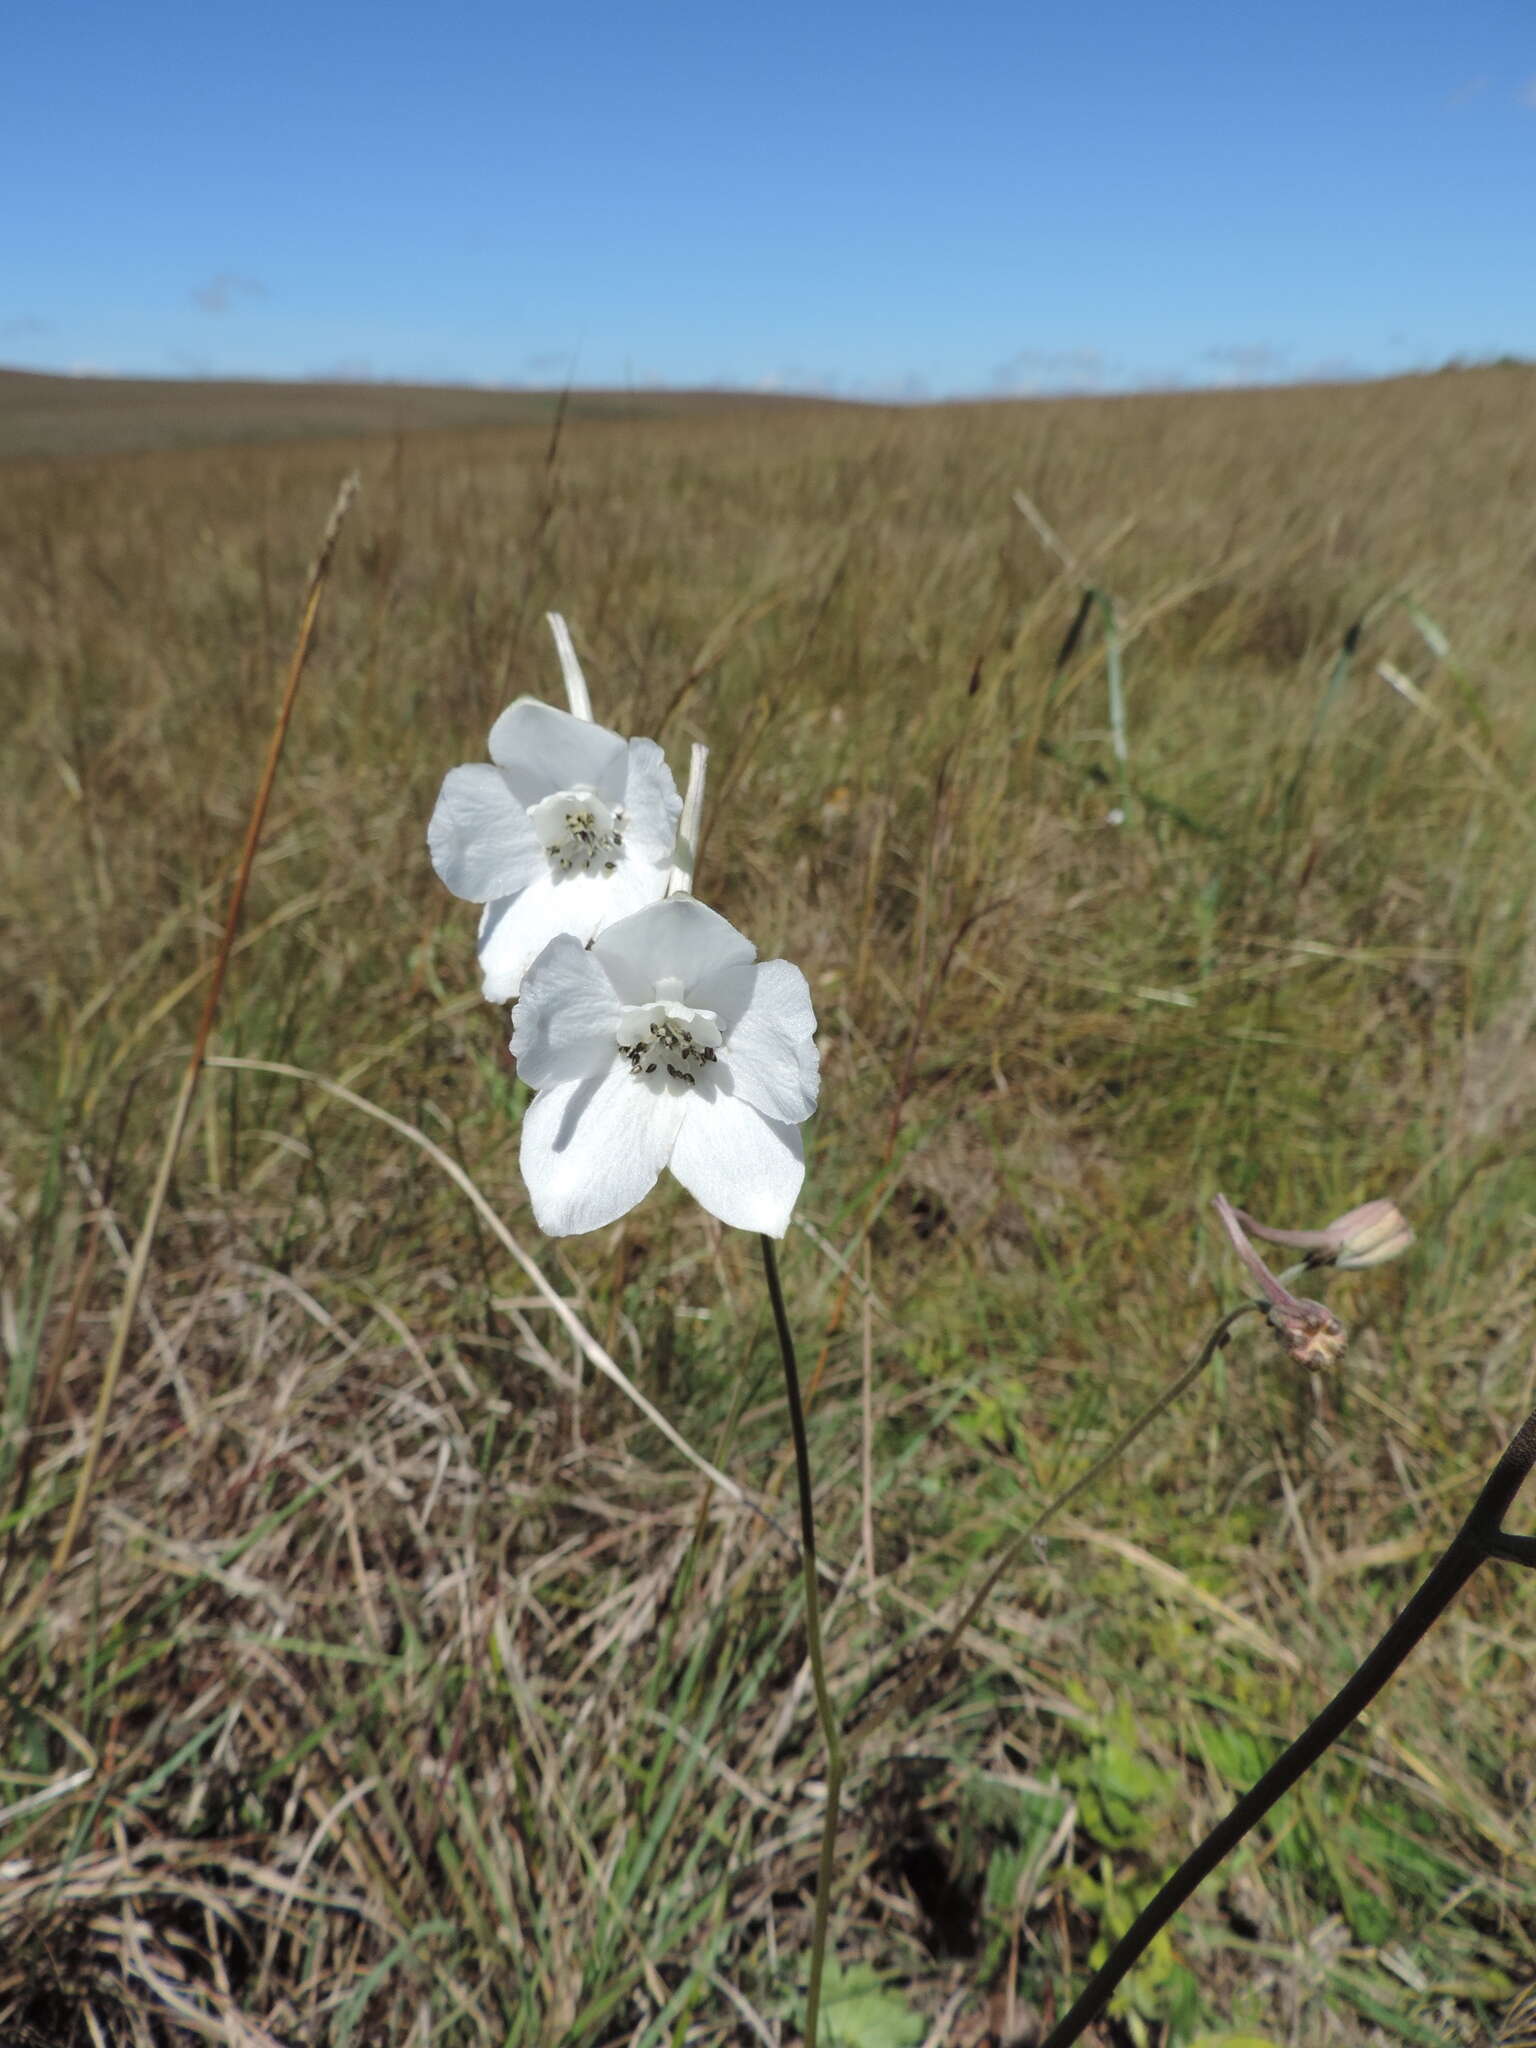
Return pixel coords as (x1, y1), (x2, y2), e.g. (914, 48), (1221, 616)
(761, 1233), (844, 2048)
(203, 1056), (772, 1529)
(1095, 588), (1132, 823)
(857, 1300), (1260, 1742)
(1038, 1398), (1536, 2048)
(41, 475), (359, 1592)
(0, 1210), (106, 1604)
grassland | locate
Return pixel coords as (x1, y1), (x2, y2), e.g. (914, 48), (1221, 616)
(3, 363), (1536, 2047)
(0, 367), (834, 463)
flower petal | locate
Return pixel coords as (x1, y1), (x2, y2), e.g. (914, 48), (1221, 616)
(478, 859), (674, 1004)
(479, 875), (602, 1002)
(427, 765), (543, 903)
(703, 960), (819, 1123)
(592, 897), (757, 1005)
(487, 698), (628, 806)
(520, 1064), (686, 1236)
(620, 736), (684, 862)
(669, 1094), (805, 1236)
(512, 936), (621, 1088)
(598, 854), (681, 929)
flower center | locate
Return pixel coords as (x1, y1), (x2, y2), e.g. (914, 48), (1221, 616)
(527, 785), (627, 877)
(617, 984), (723, 1091)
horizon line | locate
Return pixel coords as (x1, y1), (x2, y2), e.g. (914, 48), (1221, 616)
(3, 354), (1531, 408)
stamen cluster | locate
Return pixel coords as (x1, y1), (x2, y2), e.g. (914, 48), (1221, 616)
(529, 787), (627, 875)
(617, 999), (722, 1088)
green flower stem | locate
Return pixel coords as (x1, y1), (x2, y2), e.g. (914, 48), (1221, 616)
(859, 1297), (1262, 1742)
(760, 1233), (844, 2048)
(1038, 1398), (1536, 2048)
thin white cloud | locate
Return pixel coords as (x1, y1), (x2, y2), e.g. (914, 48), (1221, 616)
(1201, 342), (1288, 375)
(991, 346), (1109, 393)
(307, 357), (375, 382)
(192, 273), (265, 315)
(1297, 354), (1368, 383)
(769, 364), (846, 396)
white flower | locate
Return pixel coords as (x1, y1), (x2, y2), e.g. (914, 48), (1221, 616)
(511, 896), (819, 1237)
(428, 698), (682, 1002)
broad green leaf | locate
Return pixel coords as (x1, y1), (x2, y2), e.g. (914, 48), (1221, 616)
(815, 1960), (926, 2048)
(1186, 2035), (1284, 2047)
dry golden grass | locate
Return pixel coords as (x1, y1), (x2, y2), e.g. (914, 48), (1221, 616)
(3, 365), (1536, 2046)
(0, 368), (844, 462)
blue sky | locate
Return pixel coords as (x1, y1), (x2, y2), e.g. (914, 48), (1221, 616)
(4, 0), (1532, 396)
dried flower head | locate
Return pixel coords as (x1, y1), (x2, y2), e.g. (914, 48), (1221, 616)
(1232, 1197), (1413, 1271)
(1267, 1296), (1349, 1371)
(1214, 1193), (1349, 1371)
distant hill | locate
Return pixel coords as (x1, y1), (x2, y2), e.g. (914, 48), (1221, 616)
(0, 368), (845, 462)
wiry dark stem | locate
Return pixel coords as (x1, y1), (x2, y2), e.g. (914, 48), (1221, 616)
(856, 1299), (1260, 1742)
(761, 1234), (844, 2048)
(1039, 1400), (1536, 2048)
